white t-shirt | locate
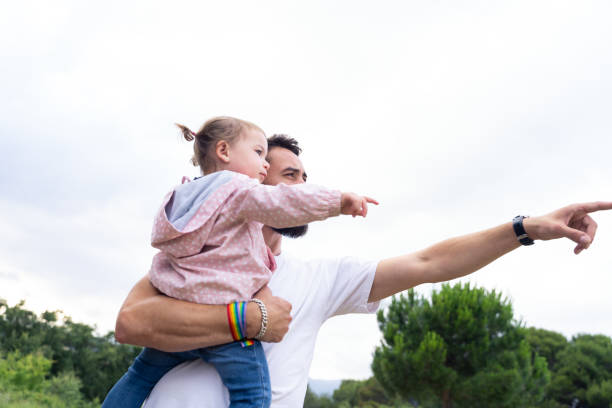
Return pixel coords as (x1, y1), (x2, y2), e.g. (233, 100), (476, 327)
(143, 252), (379, 408)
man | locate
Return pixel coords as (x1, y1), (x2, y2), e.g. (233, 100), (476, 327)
(114, 134), (610, 407)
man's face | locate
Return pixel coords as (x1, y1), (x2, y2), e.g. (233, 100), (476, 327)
(264, 146), (309, 237)
(263, 147), (307, 186)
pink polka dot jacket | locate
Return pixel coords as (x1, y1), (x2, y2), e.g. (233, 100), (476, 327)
(149, 170), (341, 304)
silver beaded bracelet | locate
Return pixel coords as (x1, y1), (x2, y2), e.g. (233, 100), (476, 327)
(249, 298), (268, 340)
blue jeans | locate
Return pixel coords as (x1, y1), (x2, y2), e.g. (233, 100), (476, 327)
(102, 341), (270, 408)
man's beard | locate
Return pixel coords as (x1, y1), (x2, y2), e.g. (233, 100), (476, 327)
(272, 224), (308, 238)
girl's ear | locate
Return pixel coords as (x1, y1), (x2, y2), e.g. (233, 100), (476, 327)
(215, 140), (231, 163)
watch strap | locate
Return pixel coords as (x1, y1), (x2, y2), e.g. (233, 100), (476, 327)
(512, 215), (534, 246)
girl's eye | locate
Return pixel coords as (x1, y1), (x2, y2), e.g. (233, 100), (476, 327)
(255, 149), (263, 155)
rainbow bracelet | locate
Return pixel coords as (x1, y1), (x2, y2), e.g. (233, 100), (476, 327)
(226, 302), (254, 347)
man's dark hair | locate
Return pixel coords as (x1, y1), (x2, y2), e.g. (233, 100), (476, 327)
(267, 134), (302, 156)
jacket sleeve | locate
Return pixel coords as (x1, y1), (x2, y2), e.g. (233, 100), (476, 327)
(228, 181), (342, 228)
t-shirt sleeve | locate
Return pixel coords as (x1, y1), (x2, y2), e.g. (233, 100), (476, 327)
(321, 256), (380, 319)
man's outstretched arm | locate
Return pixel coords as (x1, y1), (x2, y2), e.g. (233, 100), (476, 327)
(115, 277), (292, 352)
(369, 201), (612, 302)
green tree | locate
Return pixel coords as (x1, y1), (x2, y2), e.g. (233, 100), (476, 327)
(0, 300), (141, 402)
(304, 386), (334, 408)
(525, 328), (570, 407)
(338, 377), (412, 407)
(0, 351), (51, 391)
(0, 351), (97, 408)
(372, 283), (550, 408)
(305, 378), (412, 408)
(0, 300), (48, 355)
(586, 379), (612, 408)
(333, 380), (362, 406)
(526, 328), (569, 372)
(354, 377), (394, 406)
(548, 334), (612, 407)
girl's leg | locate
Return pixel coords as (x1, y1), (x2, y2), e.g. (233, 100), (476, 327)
(201, 341), (271, 408)
(102, 347), (193, 408)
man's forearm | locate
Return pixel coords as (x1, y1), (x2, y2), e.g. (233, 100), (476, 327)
(114, 277), (235, 352)
(115, 277), (290, 352)
(369, 222), (520, 302)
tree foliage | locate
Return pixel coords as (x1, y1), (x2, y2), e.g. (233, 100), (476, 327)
(0, 299), (141, 402)
(0, 351), (97, 408)
(526, 328), (569, 373)
(4, 291), (612, 408)
(304, 386), (335, 408)
(372, 283), (550, 408)
(305, 378), (415, 408)
(547, 334), (612, 408)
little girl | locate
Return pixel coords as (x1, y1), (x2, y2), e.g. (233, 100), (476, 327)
(102, 116), (377, 408)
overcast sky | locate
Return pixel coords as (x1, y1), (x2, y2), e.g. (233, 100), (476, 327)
(1, 0), (612, 381)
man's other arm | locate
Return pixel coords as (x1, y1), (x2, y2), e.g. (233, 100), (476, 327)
(369, 202), (612, 302)
(115, 277), (291, 352)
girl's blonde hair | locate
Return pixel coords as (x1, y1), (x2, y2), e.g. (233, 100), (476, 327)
(176, 116), (263, 174)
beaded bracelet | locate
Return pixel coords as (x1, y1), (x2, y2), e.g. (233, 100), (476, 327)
(226, 301), (254, 347)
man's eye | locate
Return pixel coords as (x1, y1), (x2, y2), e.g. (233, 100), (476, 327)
(284, 173), (296, 178)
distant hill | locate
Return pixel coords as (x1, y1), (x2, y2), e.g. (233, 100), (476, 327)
(308, 378), (342, 396)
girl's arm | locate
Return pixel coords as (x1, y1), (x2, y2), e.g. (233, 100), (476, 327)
(114, 277), (292, 352)
(232, 182), (376, 227)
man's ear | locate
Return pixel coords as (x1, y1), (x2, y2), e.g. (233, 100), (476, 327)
(215, 140), (231, 163)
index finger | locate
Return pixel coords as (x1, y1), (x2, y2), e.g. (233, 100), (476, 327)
(365, 196), (379, 205)
(576, 201), (612, 214)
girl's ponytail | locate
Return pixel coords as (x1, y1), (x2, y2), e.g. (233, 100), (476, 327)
(176, 123), (201, 166)
(176, 123), (196, 142)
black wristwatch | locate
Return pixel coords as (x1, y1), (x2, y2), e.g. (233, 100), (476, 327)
(512, 215), (534, 246)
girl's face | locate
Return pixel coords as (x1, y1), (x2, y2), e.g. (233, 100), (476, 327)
(226, 128), (270, 182)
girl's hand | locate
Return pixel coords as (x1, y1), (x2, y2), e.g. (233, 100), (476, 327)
(341, 192), (379, 217)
